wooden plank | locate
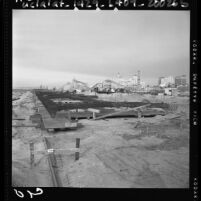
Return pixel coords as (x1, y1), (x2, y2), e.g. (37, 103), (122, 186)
(95, 104), (151, 120)
(12, 124), (38, 127)
(12, 118), (26, 120)
(43, 137), (62, 187)
(165, 115), (181, 120)
(87, 108), (100, 113)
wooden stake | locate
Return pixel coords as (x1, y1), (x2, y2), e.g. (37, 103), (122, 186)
(92, 112), (96, 120)
(75, 138), (80, 161)
(137, 110), (142, 118)
(30, 142), (34, 167)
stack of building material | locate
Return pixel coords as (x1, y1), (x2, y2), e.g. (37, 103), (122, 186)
(42, 118), (77, 131)
(70, 111), (93, 120)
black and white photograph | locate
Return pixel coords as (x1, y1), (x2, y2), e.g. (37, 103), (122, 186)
(12, 9), (191, 188)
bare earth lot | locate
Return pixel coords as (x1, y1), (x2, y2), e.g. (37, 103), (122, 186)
(12, 90), (189, 188)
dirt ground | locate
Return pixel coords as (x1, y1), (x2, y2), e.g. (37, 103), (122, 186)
(12, 90), (189, 188)
(12, 91), (53, 187)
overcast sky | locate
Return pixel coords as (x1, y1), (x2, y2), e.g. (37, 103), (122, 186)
(13, 10), (190, 88)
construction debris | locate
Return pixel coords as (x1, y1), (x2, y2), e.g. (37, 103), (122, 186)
(42, 118), (77, 131)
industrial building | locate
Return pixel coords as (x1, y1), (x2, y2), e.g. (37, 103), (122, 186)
(159, 76), (175, 87)
(175, 75), (187, 87)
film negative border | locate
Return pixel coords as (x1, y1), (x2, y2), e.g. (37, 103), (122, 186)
(12, 0), (190, 10)
(3, 0), (199, 201)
